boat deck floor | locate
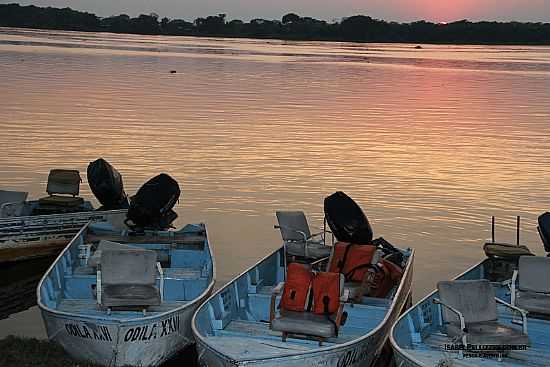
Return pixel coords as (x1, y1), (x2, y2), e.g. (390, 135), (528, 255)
(403, 316), (550, 367)
(206, 302), (388, 361)
(57, 299), (189, 318)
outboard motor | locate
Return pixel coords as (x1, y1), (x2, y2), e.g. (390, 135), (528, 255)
(87, 158), (129, 210)
(323, 191), (373, 245)
(125, 173), (180, 231)
(324, 191), (403, 264)
(538, 212), (550, 254)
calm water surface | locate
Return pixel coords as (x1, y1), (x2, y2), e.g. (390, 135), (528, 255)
(1, 27), (550, 339)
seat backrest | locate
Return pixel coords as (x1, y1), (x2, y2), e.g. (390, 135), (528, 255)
(46, 169), (81, 196)
(100, 248), (157, 286)
(437, 280), (498, 324)
(88, 240), (136, 268)
(519, 256), (550, 293)
(0, 190), (28, 206)
(276, 211), (311, 242)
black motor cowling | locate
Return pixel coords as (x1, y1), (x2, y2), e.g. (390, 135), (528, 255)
(324, 191), (373, 245)
(538, 212), (550, 253)
(125, 173), (180, 231)
(87, 158), (129, 210)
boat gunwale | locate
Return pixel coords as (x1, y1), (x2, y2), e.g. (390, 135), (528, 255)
(37, 220), (216, 324)
(0, 208), (128, 224)
(389, 258), (486, 367)
(191, 244), (415, 363)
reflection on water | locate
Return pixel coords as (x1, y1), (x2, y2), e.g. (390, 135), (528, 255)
(1, 27), (550, 339)
(0, 257), (54, 321)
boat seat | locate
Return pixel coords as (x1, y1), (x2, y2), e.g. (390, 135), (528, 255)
(437, 279), (529, 347)
(0, 190), (28, 206)
(512, 256), (550, 316)
(38, 169), (83, 207)
(99, 248), (161, 308)
(275, 211), (330, 260)
(269, 272), (348, 344)
(271, 310), (336, 338)
(102, 284), (161, 307)
(38, 195), (84, 207)
(88, 240), (135, 268)
(285, 242), (332, 259)
(446, 321), (529, 345)
(516, 291), (550, 315)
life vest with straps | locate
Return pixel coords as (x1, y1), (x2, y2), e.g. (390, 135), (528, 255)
(311, 271), (341, 315)
(280, 263), (312, 312)
(328, 242), (378, 282)
(366, 258), (403, 298)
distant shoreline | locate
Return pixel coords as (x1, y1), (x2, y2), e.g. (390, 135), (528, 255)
(1, 3), (550, 45)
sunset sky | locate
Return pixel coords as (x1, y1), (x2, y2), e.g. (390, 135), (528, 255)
(3, 0), (550, 22)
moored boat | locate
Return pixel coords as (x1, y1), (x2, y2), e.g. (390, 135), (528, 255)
(390, 214), (550, 367)
(37, 219), (215, 366)
(192, 192), (414, 367)
(0, 159), (130, 263)
(0, 209), (127, 263)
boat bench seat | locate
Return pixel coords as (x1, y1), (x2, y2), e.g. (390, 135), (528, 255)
(99, 248), (161, 308)
(38, 195), (84, 207)
(102, 284), (161, 307)
(271, 310), (336, 338)
(446, 321), (529, 345)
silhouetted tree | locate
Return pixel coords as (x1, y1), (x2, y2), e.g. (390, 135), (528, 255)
(1, 4), (550, 45)
(282, 13), (300, 24)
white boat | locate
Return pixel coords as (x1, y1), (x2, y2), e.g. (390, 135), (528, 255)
(192, 194), (414, 367)
(391, 214), (550, 367)
(0, 161), (130, 263)
(193, 245), (413, 367)
(38, 220), (215, 366)
(0, 209), (127, 263)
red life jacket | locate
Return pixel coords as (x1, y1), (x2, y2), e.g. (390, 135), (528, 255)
(280, 263), (312, 312)
(328, 242), (378, 282)
(367, 258), (403, 298)
(311, 272), (341, 315)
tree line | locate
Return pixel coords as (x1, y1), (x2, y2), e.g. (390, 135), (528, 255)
(1, 3), (549, 44)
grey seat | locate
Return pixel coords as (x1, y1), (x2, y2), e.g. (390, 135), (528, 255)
(0, 190), (28, 206)
(271, 311), (336, 338)
(38, 169), (84, 207)
(513, 256), (550, 316)
(275, 211), (331, 260)
(99, 248), (161, 308)
(437, 280), (529, 347)
(269, 273), (348, 344)
(446, 321), (529, 345)
(88, 240), (135, 268)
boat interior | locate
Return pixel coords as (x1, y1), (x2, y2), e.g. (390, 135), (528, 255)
(39, 222), (214, 320)
(194, 247), (412, 361)
(392, 259), (550, 367)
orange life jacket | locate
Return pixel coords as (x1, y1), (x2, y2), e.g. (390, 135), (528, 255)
(280, 263), (312, 312)
(328, 242), (378, 282)
(367, 258), (403, 298)
(311, 271), (341, 315)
